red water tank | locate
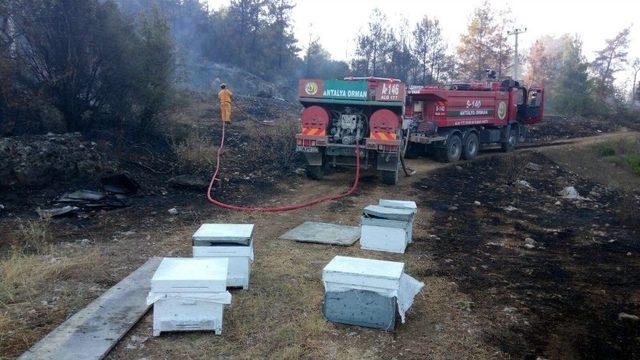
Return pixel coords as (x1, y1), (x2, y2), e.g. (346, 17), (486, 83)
(369, 109), (400, 134)
(301, 105), (329, 130)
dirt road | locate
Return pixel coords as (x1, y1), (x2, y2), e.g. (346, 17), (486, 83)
(4, 131), (639, 359)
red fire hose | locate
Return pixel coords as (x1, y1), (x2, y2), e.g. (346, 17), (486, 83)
(206, 121), (361, 212)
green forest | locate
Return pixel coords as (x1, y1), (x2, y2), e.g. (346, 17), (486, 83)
(1, 0), (639, 136)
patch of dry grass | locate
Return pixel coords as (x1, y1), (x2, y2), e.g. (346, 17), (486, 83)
(11, 218), (51, 253)
(243, 120), (300, 172)
(0, 247), (110, 357)
(173, 132), (217, 173)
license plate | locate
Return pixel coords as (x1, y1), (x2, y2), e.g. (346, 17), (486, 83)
(297, 146), (319, 153)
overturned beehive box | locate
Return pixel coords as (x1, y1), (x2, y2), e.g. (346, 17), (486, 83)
(360, 204), (415, 253)
(192, 224), (254, 289)
(147, 258), (232, 336)
(322, 256), (424, 331)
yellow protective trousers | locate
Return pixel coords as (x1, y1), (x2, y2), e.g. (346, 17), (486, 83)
(220, 102), (231, 123)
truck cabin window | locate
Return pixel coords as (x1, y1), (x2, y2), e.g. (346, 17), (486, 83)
(517, 88), (525, 105)
(528, 91), (541, 107)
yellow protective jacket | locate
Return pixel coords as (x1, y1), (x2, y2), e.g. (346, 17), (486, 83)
(218, 89), (232, 104)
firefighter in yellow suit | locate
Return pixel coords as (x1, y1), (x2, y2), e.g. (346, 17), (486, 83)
(218, 83), (233, 123)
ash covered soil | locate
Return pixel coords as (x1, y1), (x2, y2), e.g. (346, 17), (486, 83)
(1, 99), (640, 359)
(527, 114), (640, 143)
(415, 151), (640, 359)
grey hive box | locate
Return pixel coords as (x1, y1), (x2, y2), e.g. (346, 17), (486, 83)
(322, 256), (404, 331)
(360, 205), (415, 253)
(321, 256), (424, 331)
(192, 224), (254, 289)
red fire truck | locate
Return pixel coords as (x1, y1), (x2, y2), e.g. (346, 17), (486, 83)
(295, 77), (407, 184)
(405, 79), (544, 161)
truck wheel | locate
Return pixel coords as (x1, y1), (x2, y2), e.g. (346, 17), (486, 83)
(305, 165), (324, 180)
(437, 134), (462, 163)
(501, 126), (517, 152)
(380, 170), (399, 185)
(462, 132), (479, 160)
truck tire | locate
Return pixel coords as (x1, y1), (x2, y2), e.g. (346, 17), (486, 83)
(462, 132), (479, 160)
(501, 126), (517, 152)
(305, 165), (324, 180)
(380, 170), (399, 185)
(436, 134), (462, 163)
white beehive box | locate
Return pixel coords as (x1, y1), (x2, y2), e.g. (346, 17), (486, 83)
(378, 199), (417, 213)
(378, 199), (417, 241)
(147, 258), (232, 336)
(360, 205), (414, 253)
(323, 256), (405, 291)
(322, 256), (424, 330)
(192, 224), (254, 289)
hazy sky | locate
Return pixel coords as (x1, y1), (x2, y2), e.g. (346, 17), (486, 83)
(208, 0), (639, 84)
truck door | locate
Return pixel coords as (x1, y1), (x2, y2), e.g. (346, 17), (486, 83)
(523, 89), (544, 124)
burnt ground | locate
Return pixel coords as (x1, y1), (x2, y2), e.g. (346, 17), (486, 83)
(415, 151), (640, 359)
(2, 98), (640, 359)
(528, 114), (640, 143)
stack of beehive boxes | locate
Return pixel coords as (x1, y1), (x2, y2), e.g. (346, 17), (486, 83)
(360, 199), (417, 254)
(148, 223), (254, 337)
(146, 258), (232, 336)
(192, 224), (254, 289)
(322, 256), (423, 331)
(321, 199), (423, 331)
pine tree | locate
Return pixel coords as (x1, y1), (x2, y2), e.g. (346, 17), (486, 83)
(303, 38), (349, 79)
(591, 27), (631, 97)
(265, 0), (298, 73)
(525, 39), (551, 88)
(457, 1), (498, 80)
(412, 16), (447, 84)
(352, 9), (394, 76)
(631, 58), (640, 103)
(387, 20), (413, 82)
(136, 6), (175, 131)
(227, 0), (266, 68)
(553, 36), (592, 115)
(6, 0), (175, 132)
(456, 1), (512, 80)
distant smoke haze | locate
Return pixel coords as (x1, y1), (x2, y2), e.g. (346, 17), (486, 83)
(209, 0), (639, 84)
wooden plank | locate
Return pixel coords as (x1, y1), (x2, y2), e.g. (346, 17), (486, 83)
(19, 257), (162, 360)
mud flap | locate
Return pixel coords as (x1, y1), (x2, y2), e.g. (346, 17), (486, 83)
(501, 123), (519, 142)
(376, 152), (399, 172)
(518, 123), (526, 143)
(303, 151), (323, 166)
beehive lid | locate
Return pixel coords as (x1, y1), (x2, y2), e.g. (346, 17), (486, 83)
(363, 205), (414, 221)
(323, 256), (404, 281)
(378, 199), (417, 213)
(151, 258), (228, 293)
(192, 224), (254, 246)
